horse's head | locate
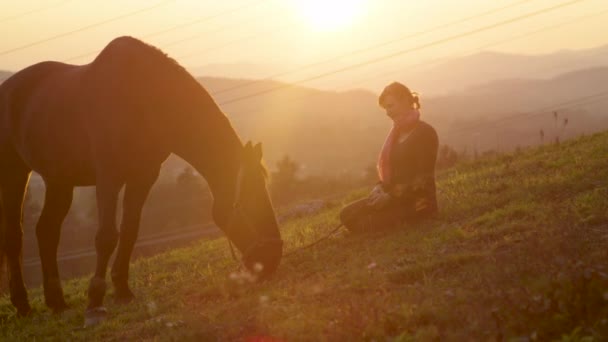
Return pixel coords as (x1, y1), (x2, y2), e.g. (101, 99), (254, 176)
(214, 142), (282, 280)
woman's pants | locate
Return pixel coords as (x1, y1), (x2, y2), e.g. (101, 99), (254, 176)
(339, 197), (430, 232)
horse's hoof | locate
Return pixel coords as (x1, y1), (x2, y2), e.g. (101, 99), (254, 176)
(46, 296), (69, 313)
(16, 309), (32, 317)
(84, 307), (108, 327)
(44, 278), (68, 313)
(16, 304), (33, 317)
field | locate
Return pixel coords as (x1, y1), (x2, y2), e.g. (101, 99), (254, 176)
(1, 131), (607, 341)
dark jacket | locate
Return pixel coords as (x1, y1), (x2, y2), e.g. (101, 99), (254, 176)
(383, 120), (439, 217)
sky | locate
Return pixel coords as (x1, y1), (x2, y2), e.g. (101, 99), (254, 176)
(1, 0), (607, 90)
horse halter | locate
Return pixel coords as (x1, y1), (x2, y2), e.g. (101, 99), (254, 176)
(226, 163), (283, 265)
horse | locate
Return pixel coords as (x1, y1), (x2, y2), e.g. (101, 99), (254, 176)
(0, 36), (283, 322)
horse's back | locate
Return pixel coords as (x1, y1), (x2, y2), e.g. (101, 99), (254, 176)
(0, 38), (187, 184)
(0, 61), (96, 182)
(0, 60), (85, 135)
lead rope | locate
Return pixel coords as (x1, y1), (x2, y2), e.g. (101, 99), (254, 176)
(228, 239), (238, 261)
(226, 164), (244, 263)
(225, 162), (345, 262)
(283, 222), (344, 258)
(227, 216), (344, 261)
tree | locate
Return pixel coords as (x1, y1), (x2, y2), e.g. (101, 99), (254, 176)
(436, 144), (459, 170)
(270, 155), (300, 203)
(176, 166), (203, 191)
(272, 155), (299, 185)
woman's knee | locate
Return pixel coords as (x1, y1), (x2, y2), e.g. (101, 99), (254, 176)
(339, 199), (369, 224)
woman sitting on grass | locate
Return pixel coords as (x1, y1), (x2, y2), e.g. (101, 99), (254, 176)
(340, 82), (439, 232)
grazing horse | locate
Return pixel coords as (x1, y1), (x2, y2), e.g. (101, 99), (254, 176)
(0, 36), (283, 321)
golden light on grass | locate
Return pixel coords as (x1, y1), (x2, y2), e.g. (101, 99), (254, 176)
(291, 0), (366, 32)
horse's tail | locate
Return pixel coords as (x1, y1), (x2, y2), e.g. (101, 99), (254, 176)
(0, 91), (6, 293)
(0, 83), (12, 294)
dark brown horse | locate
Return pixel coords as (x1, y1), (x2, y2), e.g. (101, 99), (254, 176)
(0, 36), (282, 322)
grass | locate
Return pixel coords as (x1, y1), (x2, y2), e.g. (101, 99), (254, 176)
(1, 131), (607, 341)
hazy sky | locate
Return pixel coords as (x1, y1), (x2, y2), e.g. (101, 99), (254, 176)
(1, 0), (607, 89)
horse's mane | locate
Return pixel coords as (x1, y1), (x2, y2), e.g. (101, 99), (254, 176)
(93, 36), (191, 81)
(91, 36), (229, 120)
(91, 36), (249, 164)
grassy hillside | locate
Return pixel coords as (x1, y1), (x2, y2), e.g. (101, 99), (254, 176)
(1, 131), (607, 341)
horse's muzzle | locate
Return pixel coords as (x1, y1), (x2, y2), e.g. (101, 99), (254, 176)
(243, 238), (283, 280)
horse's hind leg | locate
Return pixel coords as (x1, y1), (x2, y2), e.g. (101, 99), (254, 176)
(36, 181), (73, 312)
(0, 166), (32, 316)
(111, 166), (159, 304)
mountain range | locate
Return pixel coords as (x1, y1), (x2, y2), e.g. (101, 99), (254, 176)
(1, 44), (607, 179)
(190, 43), (608, 96)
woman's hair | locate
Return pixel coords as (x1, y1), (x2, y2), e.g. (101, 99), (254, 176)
(378, 82), (420, 109)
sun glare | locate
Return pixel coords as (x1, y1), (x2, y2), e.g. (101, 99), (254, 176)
(292, 0), (366, 32)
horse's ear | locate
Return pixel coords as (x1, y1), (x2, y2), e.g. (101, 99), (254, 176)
(253, 142), (263, 161)
(244, 141), (252, 150)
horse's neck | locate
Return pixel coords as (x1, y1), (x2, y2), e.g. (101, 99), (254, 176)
(172, 110), (242, 206)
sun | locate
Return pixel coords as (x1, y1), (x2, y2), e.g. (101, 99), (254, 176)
(292, 0), (366, 32)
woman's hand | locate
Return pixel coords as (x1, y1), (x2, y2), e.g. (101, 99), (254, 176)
(369, 184), (384, 197)
(370, 192), (391, 209)
(389, 177), (429, 197)
(368, 185), (391, 209)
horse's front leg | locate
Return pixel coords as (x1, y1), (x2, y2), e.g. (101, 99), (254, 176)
(85, 176), (121, 325)
(36, 181), (73, 312)
(111, 167), (160, 304)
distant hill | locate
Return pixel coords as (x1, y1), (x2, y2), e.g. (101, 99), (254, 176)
(192, 67), (608, 177)
(198, 77), (389, 177)
(2, 64), (607, 179)
(0, 70), (11, 82)
(187, 62), (291, 81)
(387, 44), (608, 96)
(5, 57), (608, 287)
(185, 44), (608, 97)
(424, 67), (608, 155)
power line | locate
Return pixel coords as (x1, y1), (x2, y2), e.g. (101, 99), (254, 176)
(146, 0), (271, 39)
(442, 89), (608, 137)
(444, 92), (608, 151)
(334, 7), (608, 92)
(0, 0), (176, 58)
(3, 0), (598, 137)
(202, 3), (607, 131)
(216, 0), (586, 106)
(209, 0), (539, 96)
(220, 6), (608, 123)
(159, 3), (284, 49)
(0, 1), (602, 224)
(175, 20), (292, 60)
(223, 86), (608, 143)
(526, 89), (608, 114)
(105, 91), (608, 215)
(62, 0), (275, 63)
(0, 0), (74, 24)
(19, 90), (606, 264)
